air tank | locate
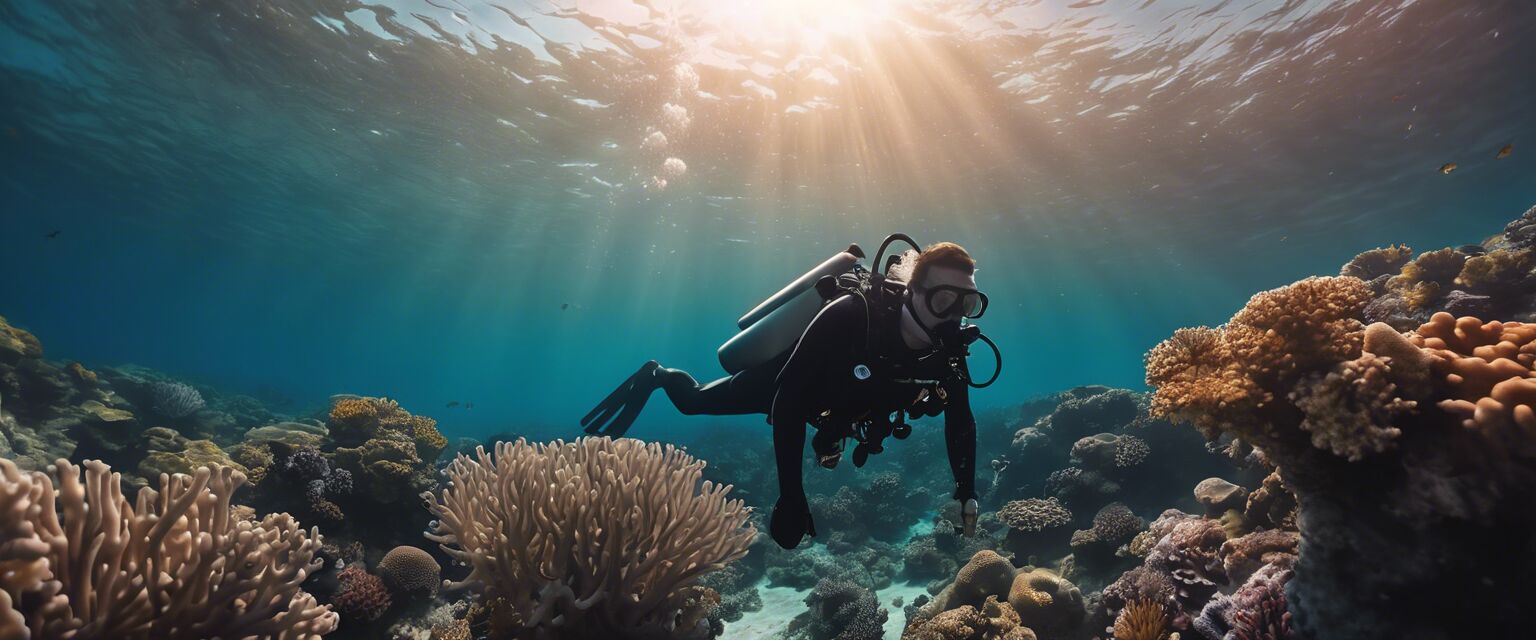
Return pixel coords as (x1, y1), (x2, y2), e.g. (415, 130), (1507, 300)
(718, 244), (863, 374)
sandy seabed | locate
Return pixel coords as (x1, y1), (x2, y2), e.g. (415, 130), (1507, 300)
(723, 579), (931, 640)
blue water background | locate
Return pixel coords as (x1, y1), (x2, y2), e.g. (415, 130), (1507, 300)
(3, 0), (1534, 442)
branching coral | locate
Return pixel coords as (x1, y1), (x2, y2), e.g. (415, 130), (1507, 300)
(0, 457), (335, 639)
(1147, 250), (1536, 635)
(423, 437), (754, 638)
(1287, 353), (1416, 461)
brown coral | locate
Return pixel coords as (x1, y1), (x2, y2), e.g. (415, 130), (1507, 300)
(904, 596), (1037, 640)
(378, 546), (441, 597)
(1006, 568), (1084, 633)
(1340, 245), (1412, 281)
(1287, 353), (1417, 460)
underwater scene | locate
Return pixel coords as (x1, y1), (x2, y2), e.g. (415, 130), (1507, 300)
(2, 0), (1535, 638)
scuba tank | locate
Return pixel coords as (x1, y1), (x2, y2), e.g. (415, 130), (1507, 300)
(717, 244), (865, 374)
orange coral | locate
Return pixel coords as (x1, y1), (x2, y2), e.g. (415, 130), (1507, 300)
(1409, 313), (1536, 456)
(1112, 599), (1167, 640)
(1146, 277), (1372, 441)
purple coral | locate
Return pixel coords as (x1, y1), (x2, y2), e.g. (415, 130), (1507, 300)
(284, 448), (331, 481)
(1194, 561), (1293, 640)
(151, 381), (205, 418)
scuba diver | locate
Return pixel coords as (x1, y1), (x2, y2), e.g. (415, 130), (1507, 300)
(580, 235), (1000, 549)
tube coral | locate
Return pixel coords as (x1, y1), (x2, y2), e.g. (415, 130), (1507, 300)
(0, 457), (335, 639)
(423, 437), (754, 639)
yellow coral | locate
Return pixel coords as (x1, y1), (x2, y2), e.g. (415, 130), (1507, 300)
(65, 362), (97, 386)
(1456, 248), (1536, 293)
(329, 397), (381, 425)
(1340, 244), (1412, 280)
(1398, 247), (1467, 286)
(411, 418), (448, 461)
(1113, 599), (1168, 640)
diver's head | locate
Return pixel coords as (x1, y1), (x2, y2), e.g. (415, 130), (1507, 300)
(910, 242), (984, 326)
(900, 242), (986, 347)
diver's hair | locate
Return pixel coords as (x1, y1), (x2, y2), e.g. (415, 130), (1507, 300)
(911, 242), (976, 287)
(886, 249), (920, 283)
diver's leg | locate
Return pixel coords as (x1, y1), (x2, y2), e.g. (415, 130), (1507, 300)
(654, 351), (785, 417)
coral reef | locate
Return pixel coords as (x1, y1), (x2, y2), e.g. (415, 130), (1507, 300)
(901, 596), (1037, 640)
(328, 397), (442, 505)
(997, 497), (1072, 563)
(423, 437), (754, 638)
(913, 551), (1085, 638)
(1146, 255), (1536, 634)
(0, 457), (335, 638)
(783, 578), (887, 640)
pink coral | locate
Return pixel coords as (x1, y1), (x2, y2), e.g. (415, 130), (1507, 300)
(334, 565), (392, 622)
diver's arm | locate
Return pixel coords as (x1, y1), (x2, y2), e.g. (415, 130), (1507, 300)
(943, 364), (978, 503)
(769, 294), (861, 502)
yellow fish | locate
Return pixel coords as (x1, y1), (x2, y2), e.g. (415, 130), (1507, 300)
(1496, 143), (1513, 160)
(1439, 162), (1457, 174)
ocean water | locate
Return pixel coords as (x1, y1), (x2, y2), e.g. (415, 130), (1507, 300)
(4, 1), (1536, 639)
(3, 0), (1534, 441)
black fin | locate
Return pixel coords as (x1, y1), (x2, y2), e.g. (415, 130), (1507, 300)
(580, 361), (659, 437)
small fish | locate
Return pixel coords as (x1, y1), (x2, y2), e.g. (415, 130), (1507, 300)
(1391, 94), (1407, 102)
(1496, 143), (1513, 160)
(1438, 162), (1457, 174)
(45, 230), (60, 239)
(445, 401), (460, 408)
(561, 303), (569, 311)
(465, 402), (474, 410)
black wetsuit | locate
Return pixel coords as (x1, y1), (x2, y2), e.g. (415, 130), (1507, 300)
(653, 293), (978, 522)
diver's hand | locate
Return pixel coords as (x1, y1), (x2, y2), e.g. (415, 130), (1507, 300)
(770, 494), (816, 549)
(959, 498), (978, 537)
